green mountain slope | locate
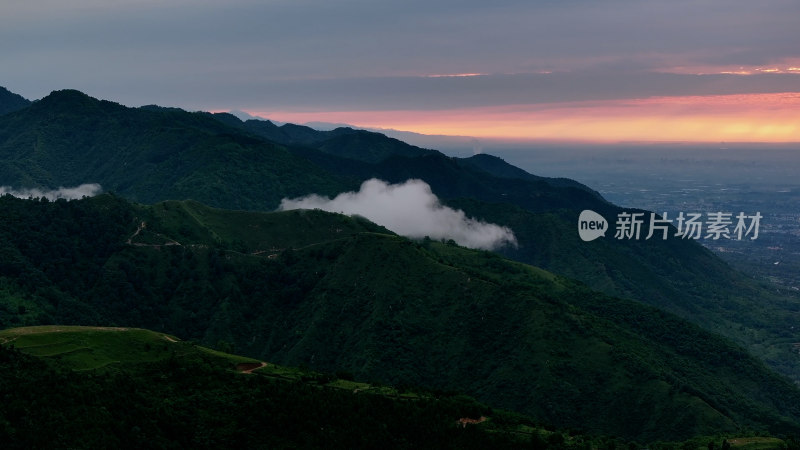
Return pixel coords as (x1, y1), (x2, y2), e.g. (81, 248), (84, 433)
(2, 195), (800, 441)
(445, 198), (800, 378)
(252, 116), (800, 384)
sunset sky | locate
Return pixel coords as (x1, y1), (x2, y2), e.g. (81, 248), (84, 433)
(2, 0), (799, 143)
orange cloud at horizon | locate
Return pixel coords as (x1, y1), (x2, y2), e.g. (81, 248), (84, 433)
(248, 92), (800, 143)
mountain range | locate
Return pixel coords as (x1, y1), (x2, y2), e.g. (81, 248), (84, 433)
(2, 193), (800, 441)
(2, 86), (800, 443)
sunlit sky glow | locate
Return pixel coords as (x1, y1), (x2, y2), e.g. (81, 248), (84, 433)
(250, 93), (800, 143)
(2, 0), (799, 143)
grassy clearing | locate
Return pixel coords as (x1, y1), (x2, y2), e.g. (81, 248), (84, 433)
(0, 326), (257, 371)
(252, 362), (313, 379)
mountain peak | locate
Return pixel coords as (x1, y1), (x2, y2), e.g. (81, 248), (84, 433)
(39, 89), (95, 103)
(0, 86), (32, 115)
(461, 152), (538, 180)
(32, 89), (126, 114)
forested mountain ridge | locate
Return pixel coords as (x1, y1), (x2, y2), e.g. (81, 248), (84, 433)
(0, 89), (350, 209)
(1, 194), (800, 441)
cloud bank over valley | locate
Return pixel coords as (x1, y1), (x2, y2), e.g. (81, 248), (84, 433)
(0, 183), (103, 201)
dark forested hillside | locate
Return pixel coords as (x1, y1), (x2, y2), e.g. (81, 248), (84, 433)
(0, 327), (542, 449)
(2, 194), (800, 441)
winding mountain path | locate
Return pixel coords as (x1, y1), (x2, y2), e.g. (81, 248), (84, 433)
(236, 362), (268, 374)
(127, 221), (181, 247)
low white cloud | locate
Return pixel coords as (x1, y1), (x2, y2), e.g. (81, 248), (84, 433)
(279, 178), (517, 250)
(0, 183), (103, 201)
